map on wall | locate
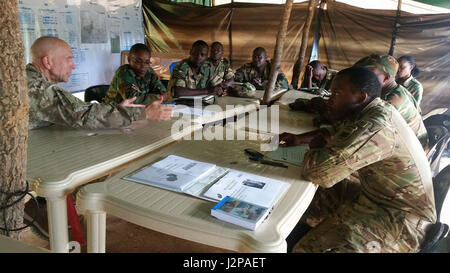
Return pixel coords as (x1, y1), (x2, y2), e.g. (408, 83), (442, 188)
(17, 0), (145, 93)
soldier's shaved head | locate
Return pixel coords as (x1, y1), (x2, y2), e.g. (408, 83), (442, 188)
(31, 36), (70, 62)
(30, 36), (75, 83)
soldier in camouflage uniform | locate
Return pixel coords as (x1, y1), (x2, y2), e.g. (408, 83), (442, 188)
(355, 54), (428, 149)
(279, 66), (436, 253)
(233, 47), (289, 96)
(27, 36), (172, 130)
(396, 55), (423, 106)
(168, 40), (225, 97)
(104, 43), (168, 105)
(205, 42), (234, 90)
(300, 60), (338, 96)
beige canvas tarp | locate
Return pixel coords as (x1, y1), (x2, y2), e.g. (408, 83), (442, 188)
(144, 0), (449, 113)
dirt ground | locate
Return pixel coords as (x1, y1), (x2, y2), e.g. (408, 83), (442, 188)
(21, 214), (233, 253)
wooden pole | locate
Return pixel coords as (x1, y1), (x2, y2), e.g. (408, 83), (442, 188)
(262, 0), (294, 105)
(290, 0), (317, 89)
(389, 0), (402, 56)
(228, 7), (235, 66)
(0, 0), (29, 239)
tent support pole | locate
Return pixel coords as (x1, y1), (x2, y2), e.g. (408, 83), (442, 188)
(262, 0), (294, 105)
(290, 0), (317, 90)
(228, 6), (234, 66)
(389, 0), (402, 56)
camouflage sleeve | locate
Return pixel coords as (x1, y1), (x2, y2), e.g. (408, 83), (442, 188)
(149, 69), (167, 93)
(34, 84), (145, 129)
(223, 63), (235, 81)
(234, 67), (245, 83)
(410, 83), (423, 106)
(302, 118), (394, 188)
(384, 91), (405, 110)
(103, 72), (128, 104)
(171, 63), (187, 88)
(275, 72), (289, 89)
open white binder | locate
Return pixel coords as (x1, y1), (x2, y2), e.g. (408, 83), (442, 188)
(123, 155), (290, 208)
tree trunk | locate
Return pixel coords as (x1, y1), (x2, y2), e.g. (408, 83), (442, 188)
(291, 0), (317, 89)
(0, 0), (30, 239)
(262, 0), (294, 105)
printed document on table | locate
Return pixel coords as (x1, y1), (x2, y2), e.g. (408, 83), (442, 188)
(202, 170), (290, 208)
(266, 145), (310, 166)
(124, 155), (216, 192)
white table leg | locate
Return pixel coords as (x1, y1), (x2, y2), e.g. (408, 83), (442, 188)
(86, 210), (106, 253)
(46, 196), (69, 253)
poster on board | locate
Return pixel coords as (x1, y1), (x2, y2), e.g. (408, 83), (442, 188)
(17, 0), (145, 93)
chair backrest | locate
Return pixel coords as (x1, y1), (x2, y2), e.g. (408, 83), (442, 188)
(424, 114), (450, 130)
(169, 61), (179, 74)
(426, 125), (449, 177)
(433, 165), (450, 222)
(84, 85), (110, 103)
(423, 108), (448, 120)
(121, 50), (130, 65)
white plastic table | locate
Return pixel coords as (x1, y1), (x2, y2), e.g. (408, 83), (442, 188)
(76, 129), (317, 253)
(26, 96), (262, 253)
(235, 90), (321, 135)
(174, 95), (261, 125)
(0, 235), (50, 253)
(27, 120), (200, 253)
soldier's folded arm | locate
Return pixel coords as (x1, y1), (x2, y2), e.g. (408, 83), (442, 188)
(302, 120), (394, 188)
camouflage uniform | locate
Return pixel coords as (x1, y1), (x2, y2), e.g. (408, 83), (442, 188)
(293, 98), (436, 253)
(167, 58), (213, 96)
(205, 57), (234, 87)
(399, 75), (423, 106)
(301, 67), (338, 96)
(355, 54), (427, 148)
(104, 64), (167, 105)
(383, 81), (428, 148)
(26, 63), (145, 130)
(234, 61), (289, 91)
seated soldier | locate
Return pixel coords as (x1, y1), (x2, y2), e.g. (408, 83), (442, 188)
(25, 36), (173, 238)
(396, 55), (423, 106)
(294, 54), (428, 149)
(168, 40), (225, 97)
(233, 47), (289, 97)
(300, 60), (337, 95)
(206, 41), (234, 95)
(27, 36), (172, 130)
(104, 43), (168, 105)
(355, 54), (428, 149)
(280, 66), (436, 253)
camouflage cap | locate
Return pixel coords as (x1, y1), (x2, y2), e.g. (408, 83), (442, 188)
(354, 54), (399, 76)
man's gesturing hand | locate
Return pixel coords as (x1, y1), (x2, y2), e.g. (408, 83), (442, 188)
(145, 96), (173, 121)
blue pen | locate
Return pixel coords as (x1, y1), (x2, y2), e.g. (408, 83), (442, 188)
(162, 103), (176, 106)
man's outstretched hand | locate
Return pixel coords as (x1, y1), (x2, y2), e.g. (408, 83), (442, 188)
(145, 96), (173, 121)
(120, 96), (145, 108)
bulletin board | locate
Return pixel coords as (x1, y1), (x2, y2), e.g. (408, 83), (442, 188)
(17, 0), (145, 92)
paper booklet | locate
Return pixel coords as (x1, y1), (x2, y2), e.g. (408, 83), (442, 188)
(211, 196), (271, 230)
(265, 145), (310, 166)
(123, 155), (290, 208)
